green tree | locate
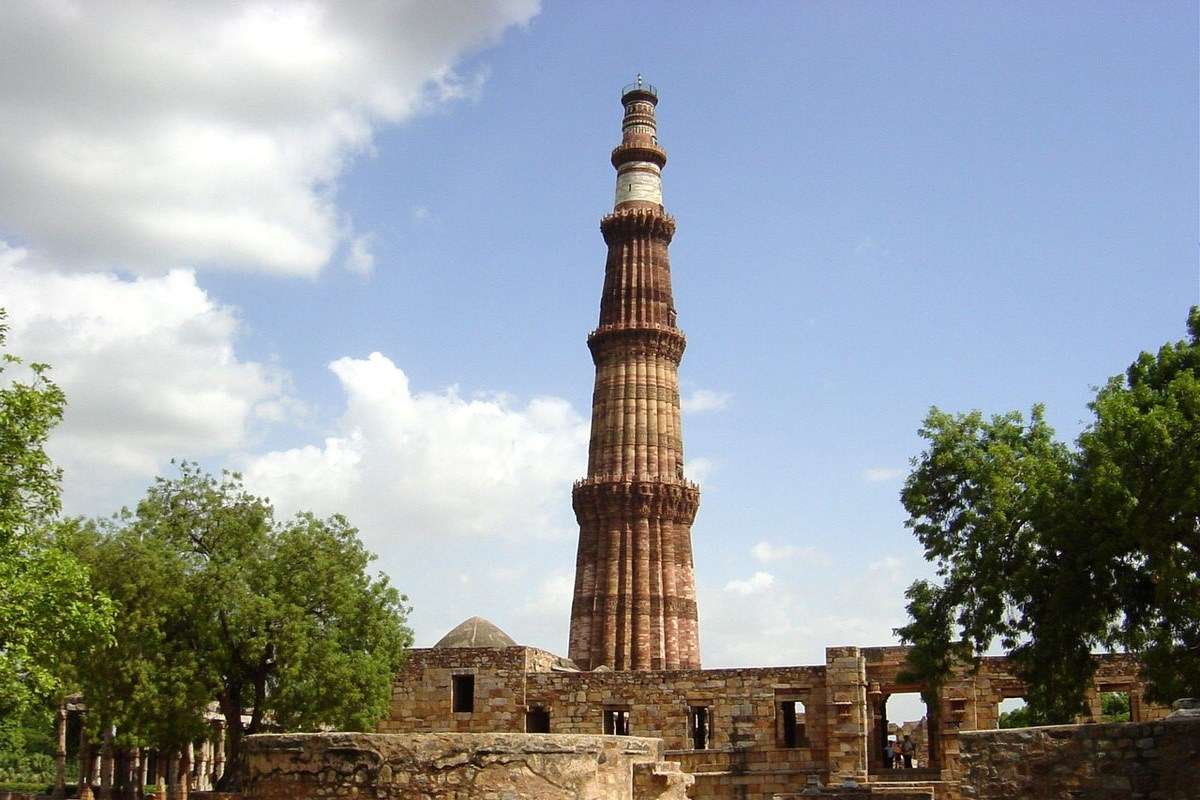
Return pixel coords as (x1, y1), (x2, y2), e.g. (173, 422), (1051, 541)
(1076, 309), (1200, 703)
(897, 308), (1200, 721)
(71, 463), (412, 790)
(1100, 692), (1130, 723)
(997, 702), (1048, 729)
(56, 515), (213, 794)
(0, 309), (113, 747)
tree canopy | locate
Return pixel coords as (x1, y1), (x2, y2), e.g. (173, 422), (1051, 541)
(897, 307), (1200, 721)
(65, 463), (413, 789)
(0, 309), (113, 747)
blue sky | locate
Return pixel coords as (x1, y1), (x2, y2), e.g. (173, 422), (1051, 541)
(2, 2), (1197, 695)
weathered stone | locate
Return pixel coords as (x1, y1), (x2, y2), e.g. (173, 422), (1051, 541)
(241, 733), (691, 800)
(958, 717), (1200, 800)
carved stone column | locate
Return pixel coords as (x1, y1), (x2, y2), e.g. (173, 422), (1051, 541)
(131, 747), (142, 800)
(78, 718), (95, 800)
(98, 725), (115, 800)
(867, 682), (884, 771)
(153, 752), (166, 800)
(194, 739), (209, 791)
(51, 704), (67, 798)
(185, 742), (195, 791)
(211, 720), (226, 786)
(165, 749), (189, 800)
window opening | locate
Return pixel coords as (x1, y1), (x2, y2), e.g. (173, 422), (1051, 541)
(688, 706), (710, 750)
(1099, 691), (1131, 723)
(603, 708), (630, 736)
(778, 699), (807, 748)
(452, 674), (475, 713)
(998, 697), (1041, 729)
(525, 707), (550, 733)
(881, 692), (930, 770)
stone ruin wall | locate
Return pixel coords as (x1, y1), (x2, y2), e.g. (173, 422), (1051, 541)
(378, 645), (1171, 800)
(379, 646), (533, 734)
(861, 647), (1169, 780)
(526, 663), (831, 800)
(956, 712), (1200, 800)
(240, 732), (692, 800)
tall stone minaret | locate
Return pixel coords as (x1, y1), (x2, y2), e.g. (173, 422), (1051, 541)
(568, 78), (701, 671)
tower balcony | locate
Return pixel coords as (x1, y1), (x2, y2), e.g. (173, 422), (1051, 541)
(611, 141), (667, 169)
(586, 323), (686, 366)
(621, 79), (658, 100)
(572, 474), (701, 525)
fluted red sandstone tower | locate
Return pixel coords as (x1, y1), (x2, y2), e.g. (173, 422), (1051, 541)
(568, 79), (701, 671)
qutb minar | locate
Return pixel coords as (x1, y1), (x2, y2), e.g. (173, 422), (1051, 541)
(374, 80), (1173, 800)
(567, 77), (702, 671)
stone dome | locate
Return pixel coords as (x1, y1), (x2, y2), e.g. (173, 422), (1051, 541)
(432, 616), (517, 649)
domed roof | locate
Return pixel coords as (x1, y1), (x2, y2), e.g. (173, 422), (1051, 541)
(433, 616), (517, 649)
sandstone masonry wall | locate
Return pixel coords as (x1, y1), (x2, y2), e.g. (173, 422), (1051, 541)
(382, 645), (1168, 800)
(956, 715), (1200, 800)
(241, 732), (692, 800)
(527, 664), (832, 800)
(379, 647), (534, 734)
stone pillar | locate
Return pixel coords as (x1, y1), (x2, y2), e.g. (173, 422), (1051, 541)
(867, 682), (884, 771)
(185, 741), (195, 791)
(1081, 686), (1102, 723)
(165, 750), (188, 800)
(131, 747), (142, 800)
(78, 718), (95, 800)
(211, 720), (226, 786)
(164, 753), (176, 800)
(153, 753), (166, 800)
(51, 704), (67, 798)
(178, 746), (190, 800)
(193, 738), (209, 791)
(99, 725), (115, 800)
(825, 646), (868, 784)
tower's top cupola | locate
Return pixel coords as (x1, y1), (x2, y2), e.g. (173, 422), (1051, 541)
(620, 73), (658, 104)
(612, 74), (667, 208)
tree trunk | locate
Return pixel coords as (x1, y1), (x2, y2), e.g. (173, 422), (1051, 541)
(214, 695), (245, 792)
(164, 749), (188, 800)
(112, 748), (129, 800)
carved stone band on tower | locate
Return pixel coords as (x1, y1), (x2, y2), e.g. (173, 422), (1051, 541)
(568, 80), (701, 672)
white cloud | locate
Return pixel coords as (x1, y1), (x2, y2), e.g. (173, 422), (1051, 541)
(723, 571), (775, 596)
(344, 234), (375, 276)
(0, 1), (539, 277)
(518, 572), (574, 621)
(684, 456), (715, 484)
(863, 467), (906, 482)
(681, 389), (731, 414)
(701, 553), (925, 668)
(236, 353), (589, 654)
(750, 541), (830, 565)
(239, 352), (589, 546)
(0, 245), (289, 511)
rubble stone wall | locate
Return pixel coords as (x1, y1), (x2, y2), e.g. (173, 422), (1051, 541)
(380, 645), (1169, 799)
(956, 716), (1200, 800)
(241, 732), (692, 800)
(379, 646), (535, 734)
(527, 664), (832, 799)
